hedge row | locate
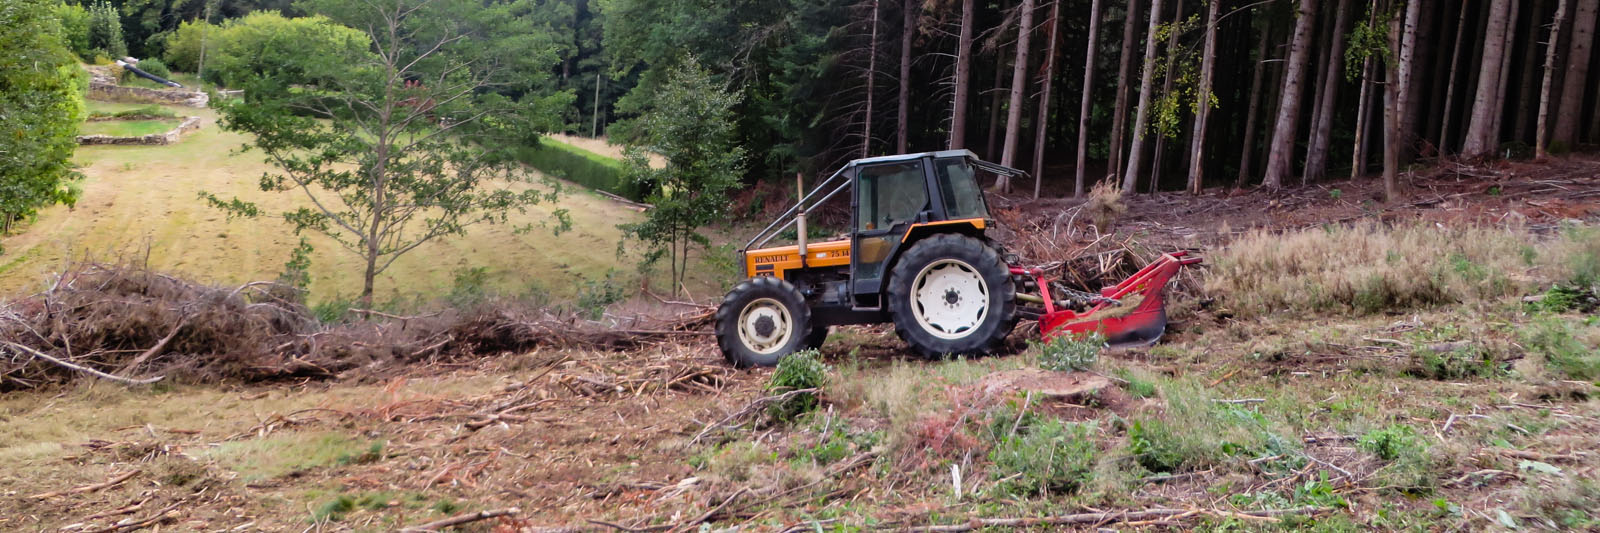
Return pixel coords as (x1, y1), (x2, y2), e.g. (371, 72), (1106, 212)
(516, 138), (642, 201)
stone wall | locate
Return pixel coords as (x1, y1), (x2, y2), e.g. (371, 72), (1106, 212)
(89, 82), (209, 108)
(77, 116), (203, 146)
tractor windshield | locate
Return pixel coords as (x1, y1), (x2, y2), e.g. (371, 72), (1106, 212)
(934, 157), (989, 220)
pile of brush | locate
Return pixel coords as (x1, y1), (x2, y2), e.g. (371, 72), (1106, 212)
(0, 263), (711, 391)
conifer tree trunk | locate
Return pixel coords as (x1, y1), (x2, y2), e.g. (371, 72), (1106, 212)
(950, 0), (975, 148)
(1237, 26), (1271, 187)
(1031, 0), (1061, 198)
(862, 0), (880, 158)
(1110, 0), (1142, 180)
(1149, 0), (1183, 194)
(1538, 0), (1570, 158)
(1305, 0), (1352, 182)
(1302, 0), (1339, 185)
(1437, 6), (1471, 152)
(1515, 0), (1550, 143)
(1385, 0), (1421, 201)
(998, 0), (1036, 192)
(1263, 0), (1318, 188)
(1120, 0), (1163, 194)
(898, 0), (915, 154)
(1463, 0), (1512, 157)
(1489, 0), (1520, 142)
(1187, 0), (1219, 195)
(1554, 0), (1597, 146)
(987, 48), (1006, 159)
(1074, 0), (1105, 197)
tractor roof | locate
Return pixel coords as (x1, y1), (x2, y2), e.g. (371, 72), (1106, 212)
(845, 149), (980, 168)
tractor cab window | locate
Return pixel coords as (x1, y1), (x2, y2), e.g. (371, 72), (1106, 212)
(934, 157), (989, 220)
(857, 161), (929, 231)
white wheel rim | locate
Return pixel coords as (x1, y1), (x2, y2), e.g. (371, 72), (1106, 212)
(737, 297), (794, 355)
(910, 258), (990, 340)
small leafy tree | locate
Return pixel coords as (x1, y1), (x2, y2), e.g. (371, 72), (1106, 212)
(207, 0), (569, 307)
(0, 0), (85, 240)
(619, 58), (745, 290)
(53, 3), (92, 59)
(86, 0), (125, 59)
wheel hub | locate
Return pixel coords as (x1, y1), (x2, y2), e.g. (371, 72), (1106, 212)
(737, 298), (793, 355)
(911, 259), (990, 339)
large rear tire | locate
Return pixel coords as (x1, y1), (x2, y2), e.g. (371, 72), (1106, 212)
(715, 276), (813, 367)
(887, 234), (1017, 359)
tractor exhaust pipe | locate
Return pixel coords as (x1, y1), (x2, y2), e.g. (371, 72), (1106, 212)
(795, 173), (807, 266)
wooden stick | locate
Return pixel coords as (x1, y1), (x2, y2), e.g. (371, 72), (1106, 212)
(895, 506), (1328, 531)
(84, 502), (180, 533)
(118, 317), (186, 374)
(399, 507), (520, 532)
(4, 342), (163, 385)
(688, 388), (820, 445)
(29, 470), (141, 499)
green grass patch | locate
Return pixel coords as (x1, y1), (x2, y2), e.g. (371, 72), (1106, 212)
(79, 119), (180, 137)
(202, 432), (383, 481)
(515, 137), (639, 200)
(87, 104), (177, 119)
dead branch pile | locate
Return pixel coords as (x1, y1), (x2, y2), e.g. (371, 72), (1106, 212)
(989, 203), (1196, 294)
(0, 263), (714, 391)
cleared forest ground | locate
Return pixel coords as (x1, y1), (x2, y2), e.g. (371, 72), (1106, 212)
(1, 161), (1597, 532)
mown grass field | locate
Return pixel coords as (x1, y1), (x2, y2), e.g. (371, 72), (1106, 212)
(78, 118), (181, 137)
(2, 103), (655, 303)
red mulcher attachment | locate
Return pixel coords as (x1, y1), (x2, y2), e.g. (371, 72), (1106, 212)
(1012, 251), (1202, 347)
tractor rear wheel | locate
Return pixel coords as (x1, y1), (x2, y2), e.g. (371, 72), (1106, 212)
(715, 276), (813, 367)
(887, 234), (1016, 359)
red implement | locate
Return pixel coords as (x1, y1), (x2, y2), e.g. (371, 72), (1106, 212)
(1012, 251), (1202, 347)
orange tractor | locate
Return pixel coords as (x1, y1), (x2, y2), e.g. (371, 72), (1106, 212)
(714, 150), (1199, 367)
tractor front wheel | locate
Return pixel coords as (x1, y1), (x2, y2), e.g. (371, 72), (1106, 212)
(715, 276), (814, 367)
(887, 234), (1017, 359)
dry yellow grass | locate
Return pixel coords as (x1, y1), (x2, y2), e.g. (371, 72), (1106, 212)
(1205, 222), (1591, 316)
(0, 106), (647, 302)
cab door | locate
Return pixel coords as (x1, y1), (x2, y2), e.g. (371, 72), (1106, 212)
(849, 159), (932, 308)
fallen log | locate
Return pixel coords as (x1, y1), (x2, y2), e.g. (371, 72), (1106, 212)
(399, 507), (520, 532)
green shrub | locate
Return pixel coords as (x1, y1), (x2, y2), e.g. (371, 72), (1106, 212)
(1524, 317), (1600, 381)
(514, 139), (638, 200)
(1409, 344), (1504, 380)
(312, 296), (354, 324)
(989, 419), (1097, 497)
(1527, 286), (1600, 314)
(278, 237), (314, 293)
(766, 350), (828, 423)
(447, 266), (491, 307)
(53, 3), (92, 59)
(125, 57), (171, 80)
(1037, 332), (1104, 372)
(1358, 424), (1423, 461)
(1358, 424), (1434, 493)
(175, 13), (371, 88)
(574, 270), (625, 319)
